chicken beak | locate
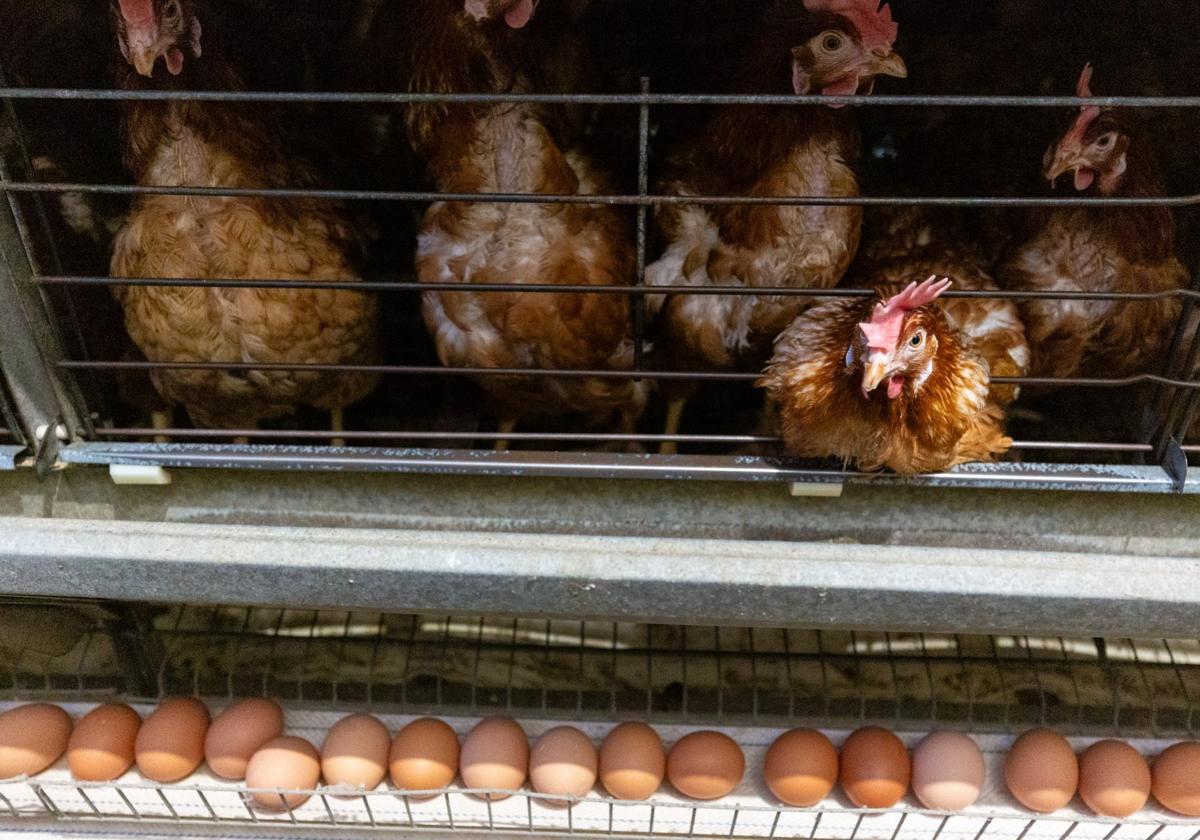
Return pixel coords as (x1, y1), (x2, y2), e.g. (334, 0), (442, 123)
(1044, 148), (1079, 185)
(870, 50), (908, 80)
(132, 47), (158, 77)
(861, 355), (891, 398)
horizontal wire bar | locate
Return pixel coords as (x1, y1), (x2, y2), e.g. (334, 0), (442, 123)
(57, 359), (1200, 389)
(93, 427), (778, 444)
(92, 426), (1155, 452)
(6, 180), (1199, 206)
(4, 87), (1200, 107)
(38, 275), (1200, 303)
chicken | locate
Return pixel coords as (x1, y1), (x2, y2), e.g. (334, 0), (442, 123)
(646, 0), (906, 452)
(760, 256), (1030, 474)
(408, 0), (645, 445)
(997, 64), (1188, 383)
(108, 0), (379, 434)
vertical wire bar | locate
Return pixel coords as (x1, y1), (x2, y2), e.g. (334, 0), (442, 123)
(850, 631), (867, 722)
(767, 809), (781, 839)
(749, 627), (759, 723)
(849, 812), (866, 840)
(576, 621), (586, 718)
(686, 806), (697, 837)
(437, 615), (451, 707)
(808, 810), (824, 840)
(567, 796), (574, 833)
(645, 624), (654, 719)
(154, 788), (180, 820)
(988, 635), (1012, 728)
(817, 631), (832, 720)
(115, 787), (142, 819)
(320, 793), (338, 826)
(332, 610), (354, 703)
(919, 633), (938, 724)
(1128, 637), (1159, 735)
(727, 806), (739, 838)
(1011, 818), (1037, 840)
(930, 815), (951, 840)
(607, 800), (614, 835)
(361, 792), (377, 827)
(1021, 636), (1048, 725)
(471, 616), (485, 713)
(610, 622), (619, 716)
(506, 618), (519, 711)
(297, 608), (320, 701)
(782, 628), (796, 722)
(632, 77), (650, 373)
(543, 619), (552, 715)
(31, 784), (63, 818)
(680, 625), (690, 719)
(971, 818), (994, 840)
(75, 787), (101, 817)
(402, 793), (415, 828)
(400, 614), (418, 709)
(1057, 636), (1084, 734)
(486, 795), (495, 831)
(1161, 639), (1195, 735)
(1143, 825), (1167, 840)
(884, 632), (903, 727)
(889, 811), (909, 840)
(444, 791), (456, 830)
(715, 625), (723, 721)
(527, 794), (535, 831)
(0, 790), (17, 818)
(280, 792), (296, 824)
(1059, 820), (1080, 840)
(196, 789), (219, 821)
(648, 803), (656, 835)
(1099, 824), (1122, 840)
(365, 612), (386, 706)
(263, 608), (287, 698)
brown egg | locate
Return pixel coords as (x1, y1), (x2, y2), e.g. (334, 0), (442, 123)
(763, 729), (838, 807)
(460, 717), (529, 800)
(245, 736), (322, 811)
(912, 731), (985, 811)
(0, 703), (72, 778)
(135, 698), (211, 783)
(204, 698), (285, 780)
(1004, 729), (1078, 813)
(1152, 741), (1200, 817)
(667, 731), (745, 801)
(68, 704), (142, 782)
(839, 727), (911, 809)
(599, 722), (665, 801)
(321, 714), (389, 790)
(390, 718), (460, 794)
(1079, 740), (1150, 818)
(529, 726), (598, 801)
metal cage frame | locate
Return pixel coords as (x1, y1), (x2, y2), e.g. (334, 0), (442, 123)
(1, 84), (1199, 492)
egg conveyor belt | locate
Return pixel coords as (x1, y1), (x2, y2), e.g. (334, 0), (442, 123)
(0, 703), (1193, 840)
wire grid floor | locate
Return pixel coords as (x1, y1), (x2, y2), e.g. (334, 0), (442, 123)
(0, 82), (1198, 485)
(6, 603), (1200, 739)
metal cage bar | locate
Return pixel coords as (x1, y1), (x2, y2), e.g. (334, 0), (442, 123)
(0, 81), (1197, 489)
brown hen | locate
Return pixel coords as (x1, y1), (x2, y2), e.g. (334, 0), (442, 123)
(761, 261), (1029, 474)
(408, 0), (645, 445)
(998, 65), (1187, 384)
(109, 0), (379, 433)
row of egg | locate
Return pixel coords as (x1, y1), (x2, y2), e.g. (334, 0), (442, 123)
(1, 701), (1198, 818)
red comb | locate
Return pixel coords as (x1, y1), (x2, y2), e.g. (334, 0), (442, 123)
(803, 0), (899, 52)
(1063, 63), (1101, 150)
(119, 0), (155, 25)
(859, 276), (952, 354)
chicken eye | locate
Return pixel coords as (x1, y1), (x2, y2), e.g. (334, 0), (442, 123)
(818, 31), (844, 53)
(162, 0), (181, 18)
(1095, 132), (1116, 150)
(910, 332), (924, 348)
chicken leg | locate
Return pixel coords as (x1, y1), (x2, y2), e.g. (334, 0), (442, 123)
(331, 407), (346, 448)
(150, 410), (172, 445)
(658, 397), (687, 456)
(494, 418), (518, 453)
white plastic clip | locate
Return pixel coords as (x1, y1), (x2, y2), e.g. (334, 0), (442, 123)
(109, 465), (173, 486)
(789, 482), (844, 499)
